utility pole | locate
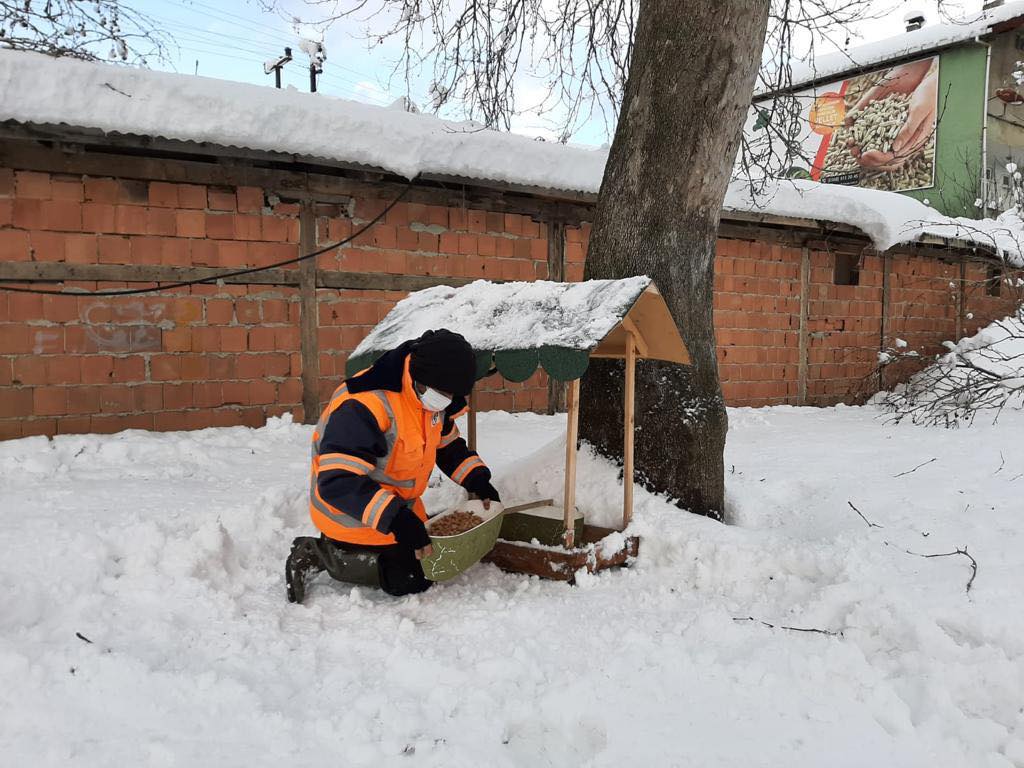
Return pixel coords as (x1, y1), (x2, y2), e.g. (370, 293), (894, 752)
(264, 47), (292, 89)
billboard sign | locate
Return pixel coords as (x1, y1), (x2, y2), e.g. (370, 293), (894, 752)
(754, 55), (939, 192)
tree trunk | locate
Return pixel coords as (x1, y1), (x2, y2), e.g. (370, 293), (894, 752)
(580, 0), (769, 520)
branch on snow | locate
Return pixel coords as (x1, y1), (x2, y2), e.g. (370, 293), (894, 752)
(886, 543), (979, 595)
(732, 617), (843, 637)
(847, 500), (883, 528)
(893, 457), (938, 478)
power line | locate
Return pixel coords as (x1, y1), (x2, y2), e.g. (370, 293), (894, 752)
(0, 180), (416, 297)
(169, 41), (391, 103)
(150, 2), (419, 89)
(150, 17), (408, 102)
(153, 0), (296, 43)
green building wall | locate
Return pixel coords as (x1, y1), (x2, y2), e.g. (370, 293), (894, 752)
(901, 44), (988, 217)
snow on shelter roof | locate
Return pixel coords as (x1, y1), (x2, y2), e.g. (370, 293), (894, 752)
(0, 49), (606, 195)
(769, 1), (1024, 94)
(2, 49), (1022, 266)
(346, 277), (691, 381)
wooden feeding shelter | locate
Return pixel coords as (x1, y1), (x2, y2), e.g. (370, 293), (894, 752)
(345, 276), (690, 581)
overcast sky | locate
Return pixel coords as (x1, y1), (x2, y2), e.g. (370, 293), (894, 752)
(139, 0), (998, 145)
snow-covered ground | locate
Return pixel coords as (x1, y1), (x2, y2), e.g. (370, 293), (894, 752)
(2, 406), (1023, 767)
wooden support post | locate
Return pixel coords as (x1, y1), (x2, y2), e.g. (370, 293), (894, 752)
(797, 246), (810, 405)
(546, 219), (567, 414)
(563, 378), (581, 549)
(623, 332), (636, 529)
(468, 390), (478, 451)
(299, 202), (320, 424)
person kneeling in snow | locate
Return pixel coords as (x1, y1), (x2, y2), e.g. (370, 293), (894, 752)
(286, 329), (500, 602)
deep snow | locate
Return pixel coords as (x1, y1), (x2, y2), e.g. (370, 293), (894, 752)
(1, 406), (1023, 767)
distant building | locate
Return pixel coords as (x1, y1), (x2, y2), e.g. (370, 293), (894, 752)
(751, 0), (1024, 217)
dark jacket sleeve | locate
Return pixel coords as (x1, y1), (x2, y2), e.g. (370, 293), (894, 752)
(316, 400), (405, 534)
(435, 412), (491, 493)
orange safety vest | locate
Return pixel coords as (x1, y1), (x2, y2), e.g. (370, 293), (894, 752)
(309, 358), (447, 546)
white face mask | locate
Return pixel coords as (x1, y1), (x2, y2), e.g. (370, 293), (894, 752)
(417, 385), (452, 413)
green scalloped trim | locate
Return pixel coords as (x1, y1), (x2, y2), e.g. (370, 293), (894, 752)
(494, 349), (539, 382)
(475, 351), (495, 381)
(539, 345), (590, 381)
(351, 346), (591, 383)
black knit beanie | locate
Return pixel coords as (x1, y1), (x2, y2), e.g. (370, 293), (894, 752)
(409, 329), (477, 396)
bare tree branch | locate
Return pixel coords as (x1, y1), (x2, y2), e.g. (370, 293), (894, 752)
(0, 0), (169, 64)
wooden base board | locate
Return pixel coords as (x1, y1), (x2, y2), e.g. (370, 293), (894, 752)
(483, 525), (639, 582)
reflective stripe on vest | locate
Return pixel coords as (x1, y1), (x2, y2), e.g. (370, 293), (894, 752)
(364, 391), (416, 490)
(438, 424), (460, 449)
(317, 453), (374, 476)
(451, 455), (485, 484)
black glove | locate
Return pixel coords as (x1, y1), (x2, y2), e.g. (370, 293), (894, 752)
(466, 477), (501, 503)
(387, 505), (431, 550)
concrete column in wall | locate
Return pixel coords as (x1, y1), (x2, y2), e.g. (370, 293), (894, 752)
(956, 260), (966, 342)
(299, 202), (321, 424)
(797, 246), (810, 405)
(879, 253), (891, 393)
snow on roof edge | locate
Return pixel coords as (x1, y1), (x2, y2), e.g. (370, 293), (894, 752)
(725, 180), (1024, 268)
(1, 50), (1021, 266)
(758, 1), (1024, 97)
(0, 48), (608, 197)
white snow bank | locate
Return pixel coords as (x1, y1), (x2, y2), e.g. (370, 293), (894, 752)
(3, 407), (1024, 765)
(878, 310), (1024, 423)
(769, 1), (1024, 93)
(0, 49), (607, 195)
(727, 179), (1024, 267)
(351, 277), (650, 357)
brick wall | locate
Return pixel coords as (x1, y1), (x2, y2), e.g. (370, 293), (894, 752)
(1, 160), (1021, 438)
(0, 167), (557, 438)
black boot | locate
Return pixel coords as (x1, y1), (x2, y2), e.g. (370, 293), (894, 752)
(285, 537), (326, 604)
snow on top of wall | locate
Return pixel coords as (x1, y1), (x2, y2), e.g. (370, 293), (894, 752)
(725, 179), (1024, 267)
(2, 50), (1022, 264)
(352, 276), (651, 356)
(0, 49), (607, 195)
(775, 1), (1024, 93)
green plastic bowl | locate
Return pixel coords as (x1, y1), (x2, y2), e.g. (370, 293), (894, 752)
(421, 501), (505, 582)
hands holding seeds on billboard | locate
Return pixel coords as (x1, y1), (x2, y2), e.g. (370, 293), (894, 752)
(844, 60), (939, 172)
(817, 56), (938, 191)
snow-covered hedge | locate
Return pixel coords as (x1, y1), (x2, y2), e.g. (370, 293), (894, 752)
(878, 309), (1024, 426)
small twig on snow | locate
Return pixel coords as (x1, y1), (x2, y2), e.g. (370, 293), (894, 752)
(893, 457), (938, 478)
(732, 616), (842, 637)
(75, 632), (93, 644)
(848, 501), (883, 528)
(993, 452), (1005, 475)
(890, 544), (978, 595)
(102, 82), (132, 98)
